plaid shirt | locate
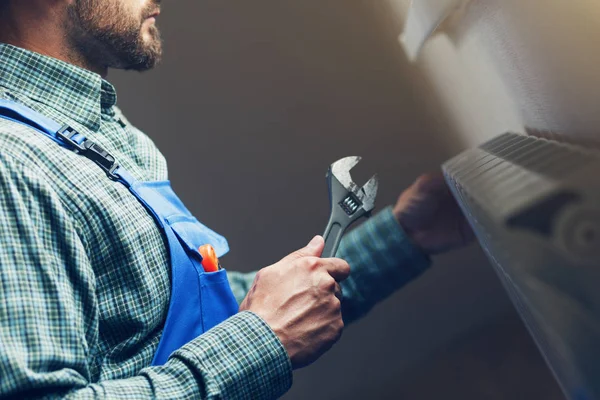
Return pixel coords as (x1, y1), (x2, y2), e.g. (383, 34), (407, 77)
(0, 43), (430, 399)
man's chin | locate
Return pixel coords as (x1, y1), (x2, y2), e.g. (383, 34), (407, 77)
(123, 35), (162, 71)
(124, 52), (161, 71)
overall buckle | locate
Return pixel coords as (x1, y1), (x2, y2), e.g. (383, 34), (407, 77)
(57, 125), (87, 152)
(57, 125), (120, 180)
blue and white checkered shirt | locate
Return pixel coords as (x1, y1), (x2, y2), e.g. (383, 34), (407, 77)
(0, 43), (430, 399)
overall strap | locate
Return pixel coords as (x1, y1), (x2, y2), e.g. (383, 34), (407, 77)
(0, 99), (63, 134)
(0, 99), (135, 185)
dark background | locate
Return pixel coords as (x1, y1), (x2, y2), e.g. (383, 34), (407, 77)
(111, 1), (564, 398)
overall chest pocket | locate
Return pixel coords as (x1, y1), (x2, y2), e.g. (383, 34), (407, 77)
(166, 214), (239, 332)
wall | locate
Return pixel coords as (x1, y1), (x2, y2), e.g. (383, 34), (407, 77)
(110, 1), (563, 398)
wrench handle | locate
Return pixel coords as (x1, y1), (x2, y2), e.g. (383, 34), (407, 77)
(322, 218), (345, 258)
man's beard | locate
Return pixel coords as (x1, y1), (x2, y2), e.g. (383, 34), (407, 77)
(67, 0), (162, 72)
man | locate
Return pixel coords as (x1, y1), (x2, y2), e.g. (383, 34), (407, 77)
(0, 0), (472, 398)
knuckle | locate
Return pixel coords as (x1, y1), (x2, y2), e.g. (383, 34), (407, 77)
(329, 295), (342, 310)
(322, 275), (336, 290)
(304, 257), (320, 271)
(296, 257), (310, 270)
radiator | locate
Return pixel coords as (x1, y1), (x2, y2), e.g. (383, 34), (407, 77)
(444, 132), (600, 399)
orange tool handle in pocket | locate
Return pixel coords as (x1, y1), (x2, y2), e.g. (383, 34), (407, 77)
(198, 244), (220, 272)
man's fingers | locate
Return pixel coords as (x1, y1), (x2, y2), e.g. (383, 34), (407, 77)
(414, 172), (446, 193)
(322, 258), (351, 282)
(333, 282), (343, 301)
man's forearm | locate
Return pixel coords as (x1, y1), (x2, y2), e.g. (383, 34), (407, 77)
(336, 206), (431, 324)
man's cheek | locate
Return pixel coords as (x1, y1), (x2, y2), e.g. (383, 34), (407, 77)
(116, 0), (142, 19)
(138, 0), (151, 15)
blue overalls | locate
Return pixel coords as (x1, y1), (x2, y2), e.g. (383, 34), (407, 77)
(0, 100), (240, 366)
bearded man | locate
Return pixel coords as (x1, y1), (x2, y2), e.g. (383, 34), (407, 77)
(0, 1), (471, 398)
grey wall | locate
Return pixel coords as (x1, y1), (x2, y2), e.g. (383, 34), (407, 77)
(110, 1), (563, 398)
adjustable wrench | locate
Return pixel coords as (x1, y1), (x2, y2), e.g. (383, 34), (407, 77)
(322, 156), (379, 257)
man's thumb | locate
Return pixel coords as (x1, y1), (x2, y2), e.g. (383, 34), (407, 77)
(281, 235), (324, 262)
(304, 235), (325, 256)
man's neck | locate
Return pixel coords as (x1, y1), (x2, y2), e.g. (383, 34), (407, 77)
(0, 4), (108, 77)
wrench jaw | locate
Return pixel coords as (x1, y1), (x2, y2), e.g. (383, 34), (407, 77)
(328, 156), (379, 216)
(356, 174), (379, 214)
(330, 156), (361, 193)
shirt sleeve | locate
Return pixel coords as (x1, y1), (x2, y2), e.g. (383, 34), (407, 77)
(337, 206), (431, 324)
(0, 154), (292, 399)
(227, 270), (257, 305)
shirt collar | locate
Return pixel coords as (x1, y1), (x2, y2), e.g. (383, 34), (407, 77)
(0, 43), (117, 131)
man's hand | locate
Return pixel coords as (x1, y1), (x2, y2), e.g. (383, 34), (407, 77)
(239, 236), (350, 369)
(393, 172), (475, 255)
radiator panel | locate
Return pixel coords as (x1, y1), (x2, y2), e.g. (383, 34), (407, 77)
(444, 132), (600, 400)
